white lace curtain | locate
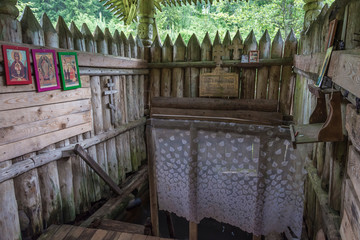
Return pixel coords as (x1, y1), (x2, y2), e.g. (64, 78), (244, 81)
(149, 119), (306, 237)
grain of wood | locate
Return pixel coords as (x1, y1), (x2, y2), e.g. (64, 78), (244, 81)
(280, 29), (297, 114)
(186, 34), (201, 97)
(94, 26), (108, 55)
(340, 210), (356, 240)
(257, 30), (270, 99)
(41, 13), (59, 48)
(70, 21), (85, 51)
(113, 30), (124, 57)
(161, 34), (173, 97)
(105, 27), (117, 56)
(81, 23), (96, 53)
(20, 6), (44, 46)
(0, 87), (91, 111)
(343, 180), (360, 240)
(56, 16), (73, 49)
(200, 32), (212, 74)
(172, 34), (186, 97)
(150, 35), (162, 100)
(0, 122), (92, 162)
(242, 30), (258, 99)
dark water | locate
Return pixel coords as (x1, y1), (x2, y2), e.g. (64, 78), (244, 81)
(120, 190), (252, 240)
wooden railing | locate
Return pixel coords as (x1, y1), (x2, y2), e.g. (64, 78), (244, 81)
(148, 30), (297, 115)
(0, 6), (147, 240)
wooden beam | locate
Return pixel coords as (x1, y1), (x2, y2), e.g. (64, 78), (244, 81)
(80, 166), (148, 227)
(79, 67), (149, 76)
(72, 144), (123, 195)
(148, 57), (293, 68)
(90, 219), (145, 235)
(151, 97), (278, 112)
(345, 104), (360, 152)
(0, 117), (146, 183)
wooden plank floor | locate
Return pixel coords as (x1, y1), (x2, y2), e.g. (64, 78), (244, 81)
(37, 224), (173, 240)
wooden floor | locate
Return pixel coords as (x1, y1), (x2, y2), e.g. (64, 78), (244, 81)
(37, 224), (173, 240)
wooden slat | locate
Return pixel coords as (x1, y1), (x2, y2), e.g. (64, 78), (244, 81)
(103, 231), (122, 240)
(0, 88), (91, 111)
(189, 222), (197, 240)
(51, 225), (74, 240)
(151, 97), (278, 112)
(73, 144), (123, 195)
(77, 228), (97, 240)
(118, 232), (133, 240)
(37, 225), (62, 240)
(343, 180), (360, 240)
(340, 210), (357, 240)
(0, 122), (92, 162)
(0, 99), (91, 128)
(0, 111), (91, 145)
(345, 104), (360, 152)
(94, 219), (144, 235)
(63, 225), (86, 240)
(90, 229), (108, 240)
(348, 146), (360, 198)
(0, 76), (36, 93)
(79, 68), (149, 76)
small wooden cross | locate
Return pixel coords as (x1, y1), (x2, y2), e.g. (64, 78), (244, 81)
(104, 78), (118, 125)
(228, 40), (244, 60)
(213, 45), (224, 66)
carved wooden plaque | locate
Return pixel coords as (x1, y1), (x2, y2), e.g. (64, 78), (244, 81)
(199, 67), (239, 97)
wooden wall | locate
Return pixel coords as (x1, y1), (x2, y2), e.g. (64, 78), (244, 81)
(293, 0), (360, 239)
(0, 7), (147, 240)
(148, 30), (297, 115)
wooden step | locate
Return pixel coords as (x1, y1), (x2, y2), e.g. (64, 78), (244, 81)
(90, 218), (145, 235)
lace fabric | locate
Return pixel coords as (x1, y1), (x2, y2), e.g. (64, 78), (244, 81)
(149, 119), (306, 237)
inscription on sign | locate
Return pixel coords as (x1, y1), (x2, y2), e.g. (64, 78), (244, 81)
(199, 67), (239, 97)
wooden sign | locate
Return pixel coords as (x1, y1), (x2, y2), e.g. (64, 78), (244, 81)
(199, 67), (239, 97)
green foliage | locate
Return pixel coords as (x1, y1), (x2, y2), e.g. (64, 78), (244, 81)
(16, 0), (335, 44)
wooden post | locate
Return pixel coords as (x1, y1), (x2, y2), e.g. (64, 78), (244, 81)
(189, 221), (198, 240)
(161, 34), (173, 97)
(113, 30), (124, 57)
(146, 124), (159, 236)
(56, 16), (73, 49)
(94, 26), (108, 55)
(41, 13), (59, 48)
(232, 30), (243, 98)
(172, 34), (186, 97)
(257, 30), (270, 99)
(189, 125), (198, 240)
(222, 30), (231, 72)
(0, 0), (22, 43)
(303, 0), (323, 29)
(105, 27), (117, 56)
(81, 23), (96, 53)
(128, 33), (139, 171)
(186, 34), (201, 97)
(280, 29), (297, 115)
(20, 6), (44, 46)
(0, 161), (21, 240)
(56, 140), (76, 223)
(201, 32), (212, 74)
(70, 21), (85, 51)
(242, 30), (258, 99)
(268, 30), (283, 101)
(37, 145), (63, 228)
(137, 0), (155, 47)
(150, 35), (162, 100)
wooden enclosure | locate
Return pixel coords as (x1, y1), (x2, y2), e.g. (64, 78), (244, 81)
(293, 0), (360, 239)
(0, 7), (147, 240)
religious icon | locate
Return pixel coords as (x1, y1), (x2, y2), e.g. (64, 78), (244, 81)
(32, 49), (60, 92)
(2, 45), (32, 85)
(324, 19), (338, 51)
(249, 50), (259, 63)
(316, 46), (333, 87)
(58, 52), (81, 90)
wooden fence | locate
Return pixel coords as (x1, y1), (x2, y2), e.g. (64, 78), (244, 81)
(0, 6), (147, 240)
(148, 29), (297, 115)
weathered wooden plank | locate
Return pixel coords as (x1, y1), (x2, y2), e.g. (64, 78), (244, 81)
(0, 111), (91, 145)
(161, 35), (173, 97)
(20, 6), (44, 46)
(200, 32), (212, 75)
(0, 99), (91, 128)
(0, 75), (36, 93)
(151, 97), (278, 112)
(77, 228), (97, 240)
(340, 210), (357, 240)
(0, 118), (146, 184)
(149, 36), (162, 99)
(242, 30), (257, 99)
(345, 104), (360, 152)
(90, 229), (108, 240)
(70, 21), (85, 51)
(0, 122), (92, 162)
(189, 222), (197, 240)
(37, 225), (62, 240)
(93, 219), (145, 235)
(118, 232), (133, 240)
(150, 107), (283, 125)
(343, 180), (360, 240)
(257, 30), (270, 99)
(0, 88), (91, 111)
(186, 34), (201, 97)
(348, 146), (360, 199)
(73, 144), (123, 196)
(268, 30), (283, 101)
(79, 68), (149, 76)
(280, 30), (297, 114)
(80, 166), (148, 227)
(0, 161), (21, 240)
(41, 13), (59, 48)
(62, 225), (86, 239)
(172, 34), (186, 97)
